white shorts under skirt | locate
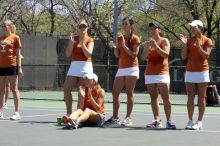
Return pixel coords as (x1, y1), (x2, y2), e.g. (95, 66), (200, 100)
(184, 71), (210, 83)
(145, 74), (170, 84)
(115, 66), (139, 79)
(67, 61), (93, 77)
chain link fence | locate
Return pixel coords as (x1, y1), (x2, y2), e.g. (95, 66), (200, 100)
(18, 37), (220, 104)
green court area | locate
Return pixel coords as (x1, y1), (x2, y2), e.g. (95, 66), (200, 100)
(1, 93), (220, 146)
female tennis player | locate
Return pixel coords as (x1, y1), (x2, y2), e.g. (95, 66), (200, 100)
(179, 20), (213, 130)
(141, 22), (176, 129)
(62, 73), (105, 129)
(106, 17), (140, 127)
(0, 20), (23, 120)
(63, 19), (94, 116)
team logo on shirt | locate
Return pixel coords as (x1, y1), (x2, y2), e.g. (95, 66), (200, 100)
(0, 40), (8, 52)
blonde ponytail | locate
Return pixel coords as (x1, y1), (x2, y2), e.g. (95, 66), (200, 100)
(11, 24), (16, 34)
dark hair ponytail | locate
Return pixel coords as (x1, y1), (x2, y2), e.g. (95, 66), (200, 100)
(123, 17), (134, 50)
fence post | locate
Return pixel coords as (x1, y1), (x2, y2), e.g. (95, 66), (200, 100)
(217, 25), (220, 67)
(107, 37), (110, 91)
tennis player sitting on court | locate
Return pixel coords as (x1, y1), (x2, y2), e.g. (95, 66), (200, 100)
(63, 19), (94, 116)
(179, 20), (213, 130)
(62, 73), (105, 129)
(105, 17), (140, 127)
(141, 22), (176, 129)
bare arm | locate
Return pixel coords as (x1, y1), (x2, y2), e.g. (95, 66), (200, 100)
(114, 46), (119, 58)
(16, 48), (23, 78)
(179, 34), (188, 60)
(153, 38), (170, 58)
(80, 39), (94, 58)
(195, 39), (212, 59)
(109, 40), (119, 58)
(181, 44), (188, 60)
(141, 41), (151, 60)
(88, 88), (105, 111)
(65, 34), (75, 58)
(121, 36), (140, 58)
(77, 86), (85, 109)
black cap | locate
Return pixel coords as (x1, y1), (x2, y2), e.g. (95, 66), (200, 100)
(148, 21), (160, 28)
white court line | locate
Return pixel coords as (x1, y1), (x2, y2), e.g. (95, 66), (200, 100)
(21, 113), (65, 118)
(5, 107), (66, 112)
(5, 106), (220, 118)
(184, 130), (220, 133)
(0, 113), (65, 120)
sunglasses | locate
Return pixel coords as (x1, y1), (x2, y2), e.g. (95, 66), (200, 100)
(79, 25), (87, 29)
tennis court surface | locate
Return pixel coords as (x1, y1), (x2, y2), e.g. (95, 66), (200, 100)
(1, 91), (220, 146)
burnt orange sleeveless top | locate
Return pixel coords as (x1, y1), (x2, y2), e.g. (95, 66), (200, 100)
(145, 43), (169, 75)
(83, 87), (104, 114)
(71, 35), (94, 62)
(186, 35), (212, 72)
(117, 35), (140, 68)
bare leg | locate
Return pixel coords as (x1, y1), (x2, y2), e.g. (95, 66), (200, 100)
(186, 83), (197, 121)
(4, 79), (10, 105)
(147, 84), (160, 121)
(77, 108), (100, 124)
(8, 76), (20, 112)
(124, 76), (137, 118)
(0, 77), (7, 112)
(112, 76), (125, 119)
(197, 83), (207, 121)
(63, 76), (78, 115)
(158, 83), (172, 120)
(69, 109), (84, 120)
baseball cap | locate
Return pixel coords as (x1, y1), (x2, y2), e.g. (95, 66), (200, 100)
(84, 73), (98, 82)
(78, 20), (88, 27)
(149, 21), (161, 28)
(189, 20), (203, 27)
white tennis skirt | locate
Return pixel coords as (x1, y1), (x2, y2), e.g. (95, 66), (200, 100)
(67, 61), (93, 77)
(184, 71), (210, 83)
(145, 74), (170, 84)
(116, 66), (139, 78)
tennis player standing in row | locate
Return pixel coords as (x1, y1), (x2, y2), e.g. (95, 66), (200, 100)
(106, 17), (140, 127)
(179, 20), (213, 130)
(141, 22), (176, 129)
(64, 19), (94, 116)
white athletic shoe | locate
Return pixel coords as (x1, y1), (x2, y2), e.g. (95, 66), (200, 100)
(146, 120), (163, 128)
(121, 117), (132, 127)
(0, 113), (4, 119)
(185, 120), (194, 130)
(191, 121), (203, 130)
(10, 112), (21, 120)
